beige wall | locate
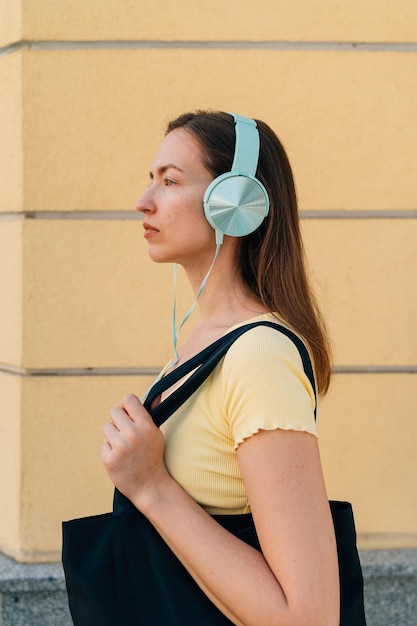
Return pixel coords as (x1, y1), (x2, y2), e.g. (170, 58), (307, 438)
(1, 0), (416, 561)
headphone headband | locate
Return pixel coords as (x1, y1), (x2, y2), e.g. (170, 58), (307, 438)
(230, 113), (260, 176)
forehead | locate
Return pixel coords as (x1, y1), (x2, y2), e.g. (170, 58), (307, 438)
(152, 128), (207, 173)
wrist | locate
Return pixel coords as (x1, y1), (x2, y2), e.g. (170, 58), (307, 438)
(130, 469), (177, 519)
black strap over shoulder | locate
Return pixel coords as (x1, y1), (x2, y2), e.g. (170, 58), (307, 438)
(114, 320), (316, 518)
(145, 321), (317, 428)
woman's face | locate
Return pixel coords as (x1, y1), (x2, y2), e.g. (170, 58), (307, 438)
(136, 128), (215, 267)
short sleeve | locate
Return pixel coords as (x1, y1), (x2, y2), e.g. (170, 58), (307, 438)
(220, 325), (318, 448)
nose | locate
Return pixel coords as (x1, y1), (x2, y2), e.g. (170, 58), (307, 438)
(135, 186), (155, 214)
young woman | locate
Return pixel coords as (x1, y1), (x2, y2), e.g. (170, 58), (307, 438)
(101, 111), (339, 625)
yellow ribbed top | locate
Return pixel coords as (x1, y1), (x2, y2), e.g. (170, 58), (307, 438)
(160, 314), (318, 515)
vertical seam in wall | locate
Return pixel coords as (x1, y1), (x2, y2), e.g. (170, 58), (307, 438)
(20, 45), (26, 372)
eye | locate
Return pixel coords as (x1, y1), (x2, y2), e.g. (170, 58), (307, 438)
(164, 178), (175, 186)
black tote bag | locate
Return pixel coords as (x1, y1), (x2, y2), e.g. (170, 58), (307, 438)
(63, 322), (366, 625)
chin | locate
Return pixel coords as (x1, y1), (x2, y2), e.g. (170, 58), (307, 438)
(147, 248), (177, 265)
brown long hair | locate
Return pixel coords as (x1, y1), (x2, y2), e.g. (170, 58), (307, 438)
(166, 111), (331, 394)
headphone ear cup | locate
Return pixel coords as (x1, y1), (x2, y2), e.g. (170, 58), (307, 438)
(204, 172), (269, 237)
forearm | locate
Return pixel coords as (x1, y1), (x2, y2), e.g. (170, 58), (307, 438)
(133, 475), (294, 626)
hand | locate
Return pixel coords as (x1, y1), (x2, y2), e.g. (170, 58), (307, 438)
(102, 393), (168, 506)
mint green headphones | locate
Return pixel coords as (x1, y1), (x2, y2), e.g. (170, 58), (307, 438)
(203, 113), (270, 244)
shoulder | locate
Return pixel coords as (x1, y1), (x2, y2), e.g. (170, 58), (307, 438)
(221, 315), (316, 405)
(223, 317), (312, 381)
(217, 317), (318, 443)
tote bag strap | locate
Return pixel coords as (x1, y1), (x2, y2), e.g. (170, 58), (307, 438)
(145, 321), (317, 427)
(115, 321), (317, 515)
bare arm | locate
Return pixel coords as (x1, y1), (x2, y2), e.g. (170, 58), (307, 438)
(102, 394), (339, 626)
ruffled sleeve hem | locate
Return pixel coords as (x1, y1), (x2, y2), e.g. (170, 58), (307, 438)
(234, 424), (318, 450)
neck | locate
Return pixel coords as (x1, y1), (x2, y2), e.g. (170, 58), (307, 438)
(180, 240), (267, 328)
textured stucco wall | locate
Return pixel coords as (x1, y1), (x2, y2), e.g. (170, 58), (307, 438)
(1, 0), (416, 561)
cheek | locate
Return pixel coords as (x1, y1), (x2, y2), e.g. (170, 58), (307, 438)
(179, 213), (215, 252)
(192, 192), (211, 228)
(178, 194), (208, 230)
(173, 188), (215, 243)
(192, 209), (215, 241)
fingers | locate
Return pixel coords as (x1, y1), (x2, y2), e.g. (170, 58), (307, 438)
(102, 417), (135, 474)
(108, 394), (146, 428)
(101, 440), (112, 461)
(121, 393), (148, 421)
(102, 421), (120, 453)
(109, 405), (129, 430)
(104, 394), (153, 446)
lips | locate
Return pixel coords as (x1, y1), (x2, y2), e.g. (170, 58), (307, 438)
(143, 222), (159, 237)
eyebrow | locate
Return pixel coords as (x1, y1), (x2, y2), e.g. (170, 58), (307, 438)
(149, 164), (184, 179)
